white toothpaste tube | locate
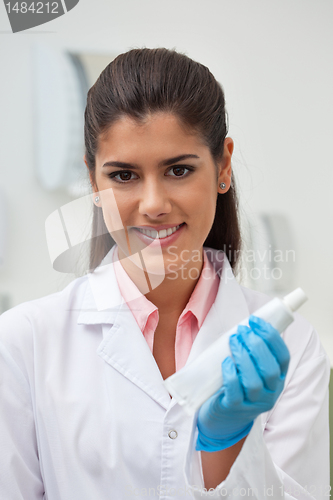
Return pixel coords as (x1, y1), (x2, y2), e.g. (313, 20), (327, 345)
(163, 287), (308, 415)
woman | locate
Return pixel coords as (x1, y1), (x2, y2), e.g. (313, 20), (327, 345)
(0, 48), (330, 499)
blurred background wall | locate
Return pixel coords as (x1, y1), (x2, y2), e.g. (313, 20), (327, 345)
(0, 0), (332, 362)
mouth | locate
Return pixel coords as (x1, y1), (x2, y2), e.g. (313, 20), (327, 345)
(134, 222), (186, 240)
(132, 222), (186, 247)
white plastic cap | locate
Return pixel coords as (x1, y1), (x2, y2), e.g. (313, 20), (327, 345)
(282, 287), (308, 312)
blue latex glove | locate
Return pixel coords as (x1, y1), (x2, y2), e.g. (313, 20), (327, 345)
(196, 315), (290, 452)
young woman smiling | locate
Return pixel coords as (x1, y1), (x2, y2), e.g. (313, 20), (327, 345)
(0, 48), (330, 499)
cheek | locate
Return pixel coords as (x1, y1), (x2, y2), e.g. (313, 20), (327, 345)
(100, 188), (133, 227)
(99, 188), (125, 232)
(98, 190), (132, 252)
(191, 187), (217, 222)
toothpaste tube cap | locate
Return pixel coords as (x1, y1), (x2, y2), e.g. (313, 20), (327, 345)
(282, 287), (308, 312)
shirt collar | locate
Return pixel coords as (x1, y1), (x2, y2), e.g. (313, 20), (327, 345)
(112, 245), (219, 332)
(113, 245), (158, 332)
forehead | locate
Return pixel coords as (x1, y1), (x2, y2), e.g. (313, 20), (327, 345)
(96, 112), (207, 161)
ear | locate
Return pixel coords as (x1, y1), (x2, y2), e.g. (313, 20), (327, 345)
(217, 137), (234, 194)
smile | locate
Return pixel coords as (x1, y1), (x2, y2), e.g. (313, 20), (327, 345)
(135, 223), (185, 239)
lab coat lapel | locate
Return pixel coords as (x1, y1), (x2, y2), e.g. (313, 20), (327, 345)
(97, 308), (171, 411)
(77, 245), (171, 410)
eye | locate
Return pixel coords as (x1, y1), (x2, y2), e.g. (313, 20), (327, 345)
(107, 170), (138, 183)
(166, 166), (194, 177)
(107, 165), (194, 183)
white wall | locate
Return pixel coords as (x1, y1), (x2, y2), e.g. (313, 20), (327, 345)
(0, 1), (332, 360)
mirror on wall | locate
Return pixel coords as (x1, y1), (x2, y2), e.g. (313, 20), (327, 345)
(32, 44), (118, 196)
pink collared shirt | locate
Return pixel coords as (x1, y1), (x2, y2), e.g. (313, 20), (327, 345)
(112, 246), (219, 371)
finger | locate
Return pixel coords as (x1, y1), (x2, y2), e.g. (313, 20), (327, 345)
(229, 334), (264, 402)
(237, 325), (252, 336)
(219, 356), (244, 408)
(237, 328), (281, 391)
(248, 315), (290, 377)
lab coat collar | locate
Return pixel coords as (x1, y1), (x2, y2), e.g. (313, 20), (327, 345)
(77, 245), (249, 410)
(77, 245), (123, 326)
(77, 246), (249, 330)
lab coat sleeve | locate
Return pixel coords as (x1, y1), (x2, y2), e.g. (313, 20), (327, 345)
(0, 309), (45, 499)
(183, 323), (331, 500)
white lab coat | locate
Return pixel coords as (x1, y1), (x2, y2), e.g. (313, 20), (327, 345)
(0, 246), (330, 500)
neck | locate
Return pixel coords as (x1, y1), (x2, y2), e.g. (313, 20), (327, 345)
(117, 246), (205, 317)
(146, 257), (204, 316)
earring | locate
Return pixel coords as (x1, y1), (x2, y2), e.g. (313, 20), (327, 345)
(219, 182), (226, 190)
(95, 196), (100, 203)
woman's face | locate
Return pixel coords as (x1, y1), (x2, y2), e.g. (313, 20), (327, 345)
(90, 112), (233, 279)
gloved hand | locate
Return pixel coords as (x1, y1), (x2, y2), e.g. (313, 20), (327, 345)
(196, 315), (290, 452)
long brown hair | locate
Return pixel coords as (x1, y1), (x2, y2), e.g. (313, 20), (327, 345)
(84, 48), (241, 271)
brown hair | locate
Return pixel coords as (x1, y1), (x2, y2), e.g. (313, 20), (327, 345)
(84, 48), (241, 271)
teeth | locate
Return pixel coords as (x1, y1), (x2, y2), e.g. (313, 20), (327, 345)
(137, 224), (182, 239)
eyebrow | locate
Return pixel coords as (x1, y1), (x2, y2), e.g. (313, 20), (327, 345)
(102, 154), (200, 169)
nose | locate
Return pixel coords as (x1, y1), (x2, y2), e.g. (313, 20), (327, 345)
(138, 178), (172, 219)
